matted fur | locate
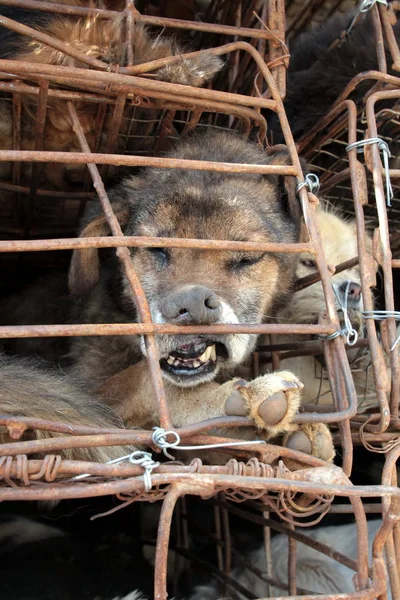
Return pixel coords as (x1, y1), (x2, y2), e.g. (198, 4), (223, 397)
(0, 0), (223, 188)
(0, 354), (135, 463)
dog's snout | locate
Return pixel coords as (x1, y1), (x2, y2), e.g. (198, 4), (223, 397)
(161, 286), (222, 324)
(339, 281), (361, 302)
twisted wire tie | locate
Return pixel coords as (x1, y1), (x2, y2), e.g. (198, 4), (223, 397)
(151, 427), (266, 461)
(318, 281), (359, 346)
(73, 450), (160, 492)
(346, 137), (394, 207)
(296, 173), (320, 194)
(347, 1), (389, 36)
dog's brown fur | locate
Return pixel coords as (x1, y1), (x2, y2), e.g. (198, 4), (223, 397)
(0, 0), (223, 188)
(66, 131), (334, 462)
(0, 354), (134, 463)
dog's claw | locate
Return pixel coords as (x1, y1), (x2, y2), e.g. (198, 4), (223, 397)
(225, 389), (249, 416)
(258, 392), (288, 426)
(315, 427), (336, 462)
(283, 379), (304, 390)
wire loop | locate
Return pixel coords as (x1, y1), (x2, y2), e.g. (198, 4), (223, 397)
(346, 137), (393, 207)
(319, 281), (359, 346)
(72, 450), (160, 492)
(296, 173), (320, 194)
(151, 426), (266, 460)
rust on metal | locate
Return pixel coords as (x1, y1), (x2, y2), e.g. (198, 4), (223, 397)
(0, 3), (399, 599)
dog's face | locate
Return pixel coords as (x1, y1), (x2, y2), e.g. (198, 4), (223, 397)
(127, 184), (297, 386)
(287, 208), (371, 324)
(70, 132), (299, 387)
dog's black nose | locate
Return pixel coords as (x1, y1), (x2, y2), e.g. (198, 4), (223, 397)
(339, 281), (361, 303)
(161, 285), (222, 324)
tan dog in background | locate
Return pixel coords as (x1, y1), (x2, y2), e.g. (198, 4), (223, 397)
(263, 205), (377, 412)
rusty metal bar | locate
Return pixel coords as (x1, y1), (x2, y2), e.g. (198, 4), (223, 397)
(0, 47), (278, 110)
(295, 257), (359, 292)
(0, 0), (115, 17)
(366, 90), (400, 419)
(371, 2), (388, 75)
(379, 3), (400, 71)
(0, 0), (277, 40)
(0, 470), (398, 501)
(0, 322), (338, 338)
(67, 101), (171, 432)
(342, 99), (391, 434)
(0, 236), (313, 253)
(0, 149), (295, 172)
(154, 485), (191, 600)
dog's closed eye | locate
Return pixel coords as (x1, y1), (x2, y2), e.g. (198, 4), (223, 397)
(227, 253), (266, 272)
(300, 258), (316, 269)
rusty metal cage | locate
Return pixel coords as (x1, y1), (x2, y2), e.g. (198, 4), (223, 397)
(0, 0), (287, 241)
(0, 1), (399, 599)
(288, 3), (400, 444)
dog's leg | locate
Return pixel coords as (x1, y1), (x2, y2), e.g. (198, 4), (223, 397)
(98, 362), (334, 462)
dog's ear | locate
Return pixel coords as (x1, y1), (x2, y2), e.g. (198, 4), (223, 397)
(266, 147), (309, 229)
(69, 201), (131, 297)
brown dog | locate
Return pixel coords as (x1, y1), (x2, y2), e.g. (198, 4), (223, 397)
(68, 131), (334, 462)
(0, 0), (223, 188)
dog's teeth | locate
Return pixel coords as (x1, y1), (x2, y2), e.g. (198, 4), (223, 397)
(205, 346), (213, 361)
(198, 346), (211, 363)
(192, 360), (201, 368)
(167, 356), (174, 365)
(174, 358), (181, 366)
(210, 345), (216, 361)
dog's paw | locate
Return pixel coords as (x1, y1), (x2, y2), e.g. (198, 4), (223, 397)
(283, 423), (335, 463)
(156, 54), (224, 87)
(225, 371), (303, 436)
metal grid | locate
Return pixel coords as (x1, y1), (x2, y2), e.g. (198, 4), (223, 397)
(297, 2), (400, 226)
(0, 0), (286, 240)
(0, 2), (399, 600)
(168, 488), (400, 599)
(279, 4), (400, 449)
